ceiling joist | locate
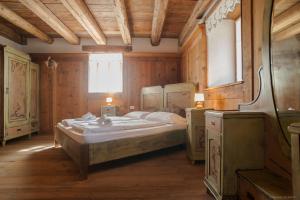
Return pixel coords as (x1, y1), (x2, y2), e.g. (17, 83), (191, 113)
(272, 2), (300, 33)
(0, 23), (27, 45)
(151, 0), (169, 46)
(114, 0), (131, 45)
(179, 0), (212, 45)
(82, 45), (132, 53)
(60, 0), (107, 45)
(273, 22), (300, 41)
(0, 2), (53, 44)
(19, 0), (80, 45)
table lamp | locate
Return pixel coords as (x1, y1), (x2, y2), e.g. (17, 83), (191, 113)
(194, 93), (204, 109)
(106, 97), (112, 106)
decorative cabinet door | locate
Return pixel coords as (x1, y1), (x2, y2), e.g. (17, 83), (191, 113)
(206, 129), (222, 194)
(195, 125), (205, 152)
(4, 48), (30, 128)
(30, 62), (39, 123)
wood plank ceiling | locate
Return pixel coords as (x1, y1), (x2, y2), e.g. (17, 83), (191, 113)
(0, 0), (212, 46)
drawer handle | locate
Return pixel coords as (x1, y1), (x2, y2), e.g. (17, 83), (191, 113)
(211, 121), (216, 126)
(17, 128), (22, 132)
(246, 192), (255, 200)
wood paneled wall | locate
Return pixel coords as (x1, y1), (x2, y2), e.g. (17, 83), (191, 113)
(180, 0), (294, 179)
(180, 0), (255, 110)
(31, 53), (180, 133)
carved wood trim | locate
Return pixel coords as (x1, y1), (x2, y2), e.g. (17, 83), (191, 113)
(206, 0), (241, 33)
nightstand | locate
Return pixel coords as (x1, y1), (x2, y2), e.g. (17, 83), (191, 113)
(101, 105), (117, 116)
(185, 108), (211, 163)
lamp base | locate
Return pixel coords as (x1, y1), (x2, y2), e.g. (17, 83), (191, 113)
(196, 102), (204, 109)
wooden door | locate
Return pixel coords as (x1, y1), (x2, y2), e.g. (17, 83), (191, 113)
(4, 47), (30, 128)
(30, 63), (39, 123)
(206, 129), (222, 193)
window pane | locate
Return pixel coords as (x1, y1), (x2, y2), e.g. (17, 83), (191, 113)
(207, 19), (236, 87)
(235, 17), (243, 81)
(88, 53), (123, 93)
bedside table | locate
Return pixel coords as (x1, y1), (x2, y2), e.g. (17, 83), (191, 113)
(185, 108), (211, 163)
(101, 105), (117, 116)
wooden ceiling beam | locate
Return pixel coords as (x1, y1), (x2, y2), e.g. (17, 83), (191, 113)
(19, 0), (79, 45)
(82, 45), (132, 53)
(151, 0), (169, 46)
(60, 0), (107, 45)
(114, 0), (131, 45)
(272, 2), (300, 33)
(273, 22), (300, 42)
(0, 23), (27, 45)
(179, 0), (212, 45)
(0, 2), (53, 44)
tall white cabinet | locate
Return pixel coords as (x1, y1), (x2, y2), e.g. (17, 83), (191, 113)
(1, 46), (39, 146)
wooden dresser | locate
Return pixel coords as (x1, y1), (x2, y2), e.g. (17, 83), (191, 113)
(185, 108), (211, 163)
(204, 111), (265, 200)
(1, 46), (40, 146)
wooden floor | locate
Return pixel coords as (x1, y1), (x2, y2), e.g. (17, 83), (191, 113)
(0, 133), (213, 200)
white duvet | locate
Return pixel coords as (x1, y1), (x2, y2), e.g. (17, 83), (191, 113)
(70, 118), (166, 134)
(61, 116), (136, 127)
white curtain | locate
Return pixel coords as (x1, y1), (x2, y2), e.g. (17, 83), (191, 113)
(207, 19), (236, 87)
(88, 54), (123, 93)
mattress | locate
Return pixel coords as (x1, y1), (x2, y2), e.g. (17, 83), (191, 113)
(57, 122), (187, 144)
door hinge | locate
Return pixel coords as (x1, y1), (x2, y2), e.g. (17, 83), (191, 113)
(5, 88), (9, 94)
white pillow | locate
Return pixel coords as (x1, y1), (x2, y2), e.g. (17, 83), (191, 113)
(124, 111), (151, 119)
(145, 112), (186, 125)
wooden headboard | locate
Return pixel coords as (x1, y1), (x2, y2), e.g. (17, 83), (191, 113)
(141, 86), (164, 111)
(163, 83), (195, 116)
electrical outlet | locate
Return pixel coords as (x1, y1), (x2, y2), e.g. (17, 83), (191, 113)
(129, 106), (135, 110)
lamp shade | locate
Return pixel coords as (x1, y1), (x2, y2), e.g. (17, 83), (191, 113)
(106, 97), (113, 103)
(194, 93), (204, 102)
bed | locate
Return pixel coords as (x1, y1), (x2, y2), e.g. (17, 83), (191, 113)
(54, 83), (195, 179)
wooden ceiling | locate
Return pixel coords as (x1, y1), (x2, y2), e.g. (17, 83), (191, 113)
(272, 0), (300, 41)
(0, 0), (213, 46)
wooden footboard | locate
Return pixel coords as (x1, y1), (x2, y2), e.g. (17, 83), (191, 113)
(89, 129), (186, 164)
(55, 127), (89, 180)
(55, 126), (186, 180)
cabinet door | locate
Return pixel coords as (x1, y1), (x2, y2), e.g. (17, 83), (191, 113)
(30, 63), (39, 122)
(206, 129), (222, 193)
(194, 125), (205, 152)
(4, 50), (30, 128)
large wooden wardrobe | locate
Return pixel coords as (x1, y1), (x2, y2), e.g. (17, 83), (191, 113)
(0, 45), (39, 146)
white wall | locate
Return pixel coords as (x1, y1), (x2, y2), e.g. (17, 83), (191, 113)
(0, 35), (25, 51)
(18, 37), (179, 54)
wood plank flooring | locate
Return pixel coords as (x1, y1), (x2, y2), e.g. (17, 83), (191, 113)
(0, 133), (212, 200)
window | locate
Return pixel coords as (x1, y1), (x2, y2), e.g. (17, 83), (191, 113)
(235, 17), (242, 82)
(88, 53), (123, 93)
(207, 19), (237, 87)
(206, 2), (242, 88)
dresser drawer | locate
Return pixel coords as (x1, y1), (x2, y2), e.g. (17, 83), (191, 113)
(206, 116), (222, 132)
(6, 125), (31, 139)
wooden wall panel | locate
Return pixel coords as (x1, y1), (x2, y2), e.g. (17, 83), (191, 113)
(180, 0), (253, 111)
(253, 0), (265, 98)
(31, 53), (180, 133)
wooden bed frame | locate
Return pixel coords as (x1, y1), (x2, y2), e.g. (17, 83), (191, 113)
(140, 86), (163, 111)
(54, 83), (196, 179)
